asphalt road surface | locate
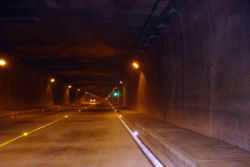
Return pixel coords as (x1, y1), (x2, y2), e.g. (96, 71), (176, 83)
(0, 105), (152, 167)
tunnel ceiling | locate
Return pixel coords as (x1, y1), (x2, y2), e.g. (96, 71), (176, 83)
(0, 0), (168, 96)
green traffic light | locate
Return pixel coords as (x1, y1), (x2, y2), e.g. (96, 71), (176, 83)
(113, 92), (118, 96)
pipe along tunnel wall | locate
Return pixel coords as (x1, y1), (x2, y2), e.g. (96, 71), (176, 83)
(121, 0), (250, 152)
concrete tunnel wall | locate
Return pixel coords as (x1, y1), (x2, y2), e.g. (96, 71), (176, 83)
(0, 57), (70, 112)
(123, 0), (250, 151)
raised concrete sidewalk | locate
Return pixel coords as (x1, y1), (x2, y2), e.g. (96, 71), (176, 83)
(0, 105), (73, 119)
(120, 109), (250, 167)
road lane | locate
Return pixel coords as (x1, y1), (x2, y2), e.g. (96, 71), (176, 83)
(0, 106), (152, 167)
(0, 109), (70, 143)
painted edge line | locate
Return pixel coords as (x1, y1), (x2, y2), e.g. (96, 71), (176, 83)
(107, 101), (165, 167)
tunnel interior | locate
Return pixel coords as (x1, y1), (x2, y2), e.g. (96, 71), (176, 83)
(0, 0), (250, 167)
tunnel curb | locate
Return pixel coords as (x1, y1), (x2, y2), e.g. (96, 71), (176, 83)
(119, 111), (198, 167)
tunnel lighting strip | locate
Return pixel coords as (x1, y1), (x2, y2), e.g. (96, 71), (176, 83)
(107, 102), (164, 167)
(0, 115), (69, 148)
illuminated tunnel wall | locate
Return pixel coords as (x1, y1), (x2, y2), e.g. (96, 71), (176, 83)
(123, 0), (250, 151)
(0, 58), (70, 110)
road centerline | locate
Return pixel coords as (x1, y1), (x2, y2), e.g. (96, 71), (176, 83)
(0, 115), (69, 148)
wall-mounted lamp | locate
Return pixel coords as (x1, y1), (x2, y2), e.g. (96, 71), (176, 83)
(50, 78), (55, 83)
(132, 62), (139, 69)
(0, 59), (6, 67)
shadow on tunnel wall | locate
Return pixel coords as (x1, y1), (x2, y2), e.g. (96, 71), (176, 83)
(123, 0), (250, 151)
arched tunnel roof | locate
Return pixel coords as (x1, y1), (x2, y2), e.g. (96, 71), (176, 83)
(0, 0), (169, 96)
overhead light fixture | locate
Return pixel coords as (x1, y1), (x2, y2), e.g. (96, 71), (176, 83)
(50, 78), (55, 83)
(119, 80), (123, 84)
(0, 59), (6, 67)
(68, 85), (72, 89)
(132, 62), (139, 69)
